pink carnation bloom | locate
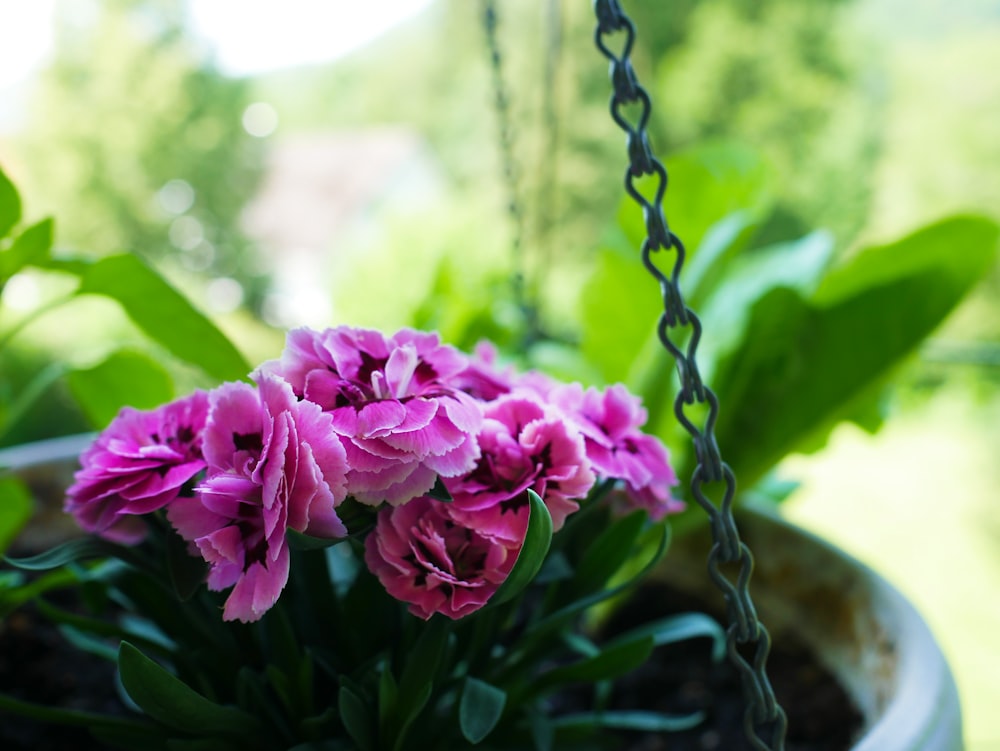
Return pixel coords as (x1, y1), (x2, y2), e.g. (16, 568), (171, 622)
(364, 496), (517, 620)
(263, 326), (483, 506)
(446, 393), (595, 543)
(551, 383), (681, 520)
(168, 373), (349, 623)
(452, 341), (515, 402)
(64, 391), (209, 544)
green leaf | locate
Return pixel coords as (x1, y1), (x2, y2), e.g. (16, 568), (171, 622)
(76, 254), (250, 383)
(814, 215), (999, 305)
(397, 616), (449, 704)
(338, 684), (375, 751)
(67, 349), (175, 428)
(551, 709), (705, 733)
(0, 691), (155, 734)
(606, 613), (726, 663)
(573, 510), (647, 596)
(619, 140), (773, 258)
(286, 529), (348, 551)
(1, 218), (53, 281)
(534, 635), (654, 692)
(4, 537), (138, 571)
(0, 165), (21, 240)
(0, 476), (33, 553)
(487, 490), (552, 607)
(711, 215), (999, 488)
(165, 525), (206, 602)
(118, 642), (260, 738)
(426, 475), (453, 502)
(459, 676), (507, 744)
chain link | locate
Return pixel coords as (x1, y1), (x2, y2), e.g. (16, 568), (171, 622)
(591, 2), (788, 748)
(481, 0), (537, 343)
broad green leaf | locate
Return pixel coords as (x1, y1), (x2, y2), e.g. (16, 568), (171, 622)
(338, 684), (375, 751)
(0, 218), (53, 281)
(0, 476), (33, 553)
(535, 634), (654, 692)
(118, 642), (260, 738)
(488, 490), (552, 607)
(76, 254), (250, 383)
(459, 677), (506, 744)
(618, 140), (773, 258)
(579, 242), (662, 384)
(712, 216), (998, 487)
(67, 349), (175, 428)
(0, 165), (21, 240)
(552, 709), (704, 733)
(695, 229), (835, 373)
(815, 215), (999, 305)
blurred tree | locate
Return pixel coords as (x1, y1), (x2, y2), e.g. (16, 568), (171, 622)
(252, 0), (880, 337)
(650, 0), (883, 245)
(17, 0), (264, 297)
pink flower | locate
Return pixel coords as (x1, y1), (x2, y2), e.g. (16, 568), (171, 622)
(446, 393), (595, 543)
(364, 496), (517, 620)
(551, 383), (681, 520)
(263, 326), (483, 506)
(167, 373), (349, 623)
(452, 341), (515, 402)
(64, 392), (209, 543)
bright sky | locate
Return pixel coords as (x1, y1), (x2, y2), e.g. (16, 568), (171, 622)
(0, 0), (433, 89)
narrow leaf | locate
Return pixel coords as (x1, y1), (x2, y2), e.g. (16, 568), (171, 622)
(338, 685), (375, 751)
(606, 613), (727, 663)
(76, 254), (250, 383)
(552, 709), (705, 733)
(488, 490), (552, 607)
(67, 349), (175, 428)
(535, 635), (654, 691)
(118, 642), (259, 738)
(459, 677), (507, 744)
(4, 537), (135, 571)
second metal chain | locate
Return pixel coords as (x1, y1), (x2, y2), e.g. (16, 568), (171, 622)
(591, 2), (788, 748)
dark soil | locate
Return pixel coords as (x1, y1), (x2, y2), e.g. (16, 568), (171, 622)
(602, 583), (865, 751)
(0, 599), (124, 751)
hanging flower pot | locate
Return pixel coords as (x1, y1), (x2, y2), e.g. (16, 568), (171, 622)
(638, 507), (963, 751)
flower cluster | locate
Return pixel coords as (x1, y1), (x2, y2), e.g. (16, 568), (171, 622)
(65, 326), (679, 623)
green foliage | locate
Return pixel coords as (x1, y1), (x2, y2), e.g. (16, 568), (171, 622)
(74, 254), (250, 384)
(0, 165), (248, 442)
(0, 477), (33, 554)
(67, 350), (175, 427)
(17, 0), (263, 289)
(577, 141), (999, 494)
(1, 490), (721, 749)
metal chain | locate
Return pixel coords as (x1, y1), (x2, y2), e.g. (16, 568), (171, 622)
(591, 2), (788, 749)
(481, 0), (538, 344)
